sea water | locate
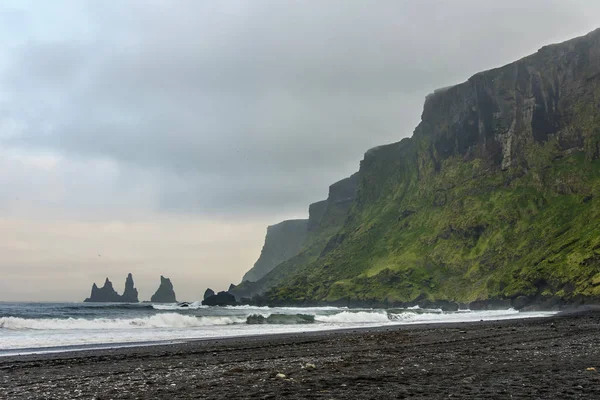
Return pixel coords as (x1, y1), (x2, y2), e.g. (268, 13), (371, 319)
(0, 302), (556, 356)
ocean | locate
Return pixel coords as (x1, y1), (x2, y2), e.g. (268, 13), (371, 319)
(0, 302), (556, 357)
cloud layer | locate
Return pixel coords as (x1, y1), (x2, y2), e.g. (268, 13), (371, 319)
(1, 1), (599, 300)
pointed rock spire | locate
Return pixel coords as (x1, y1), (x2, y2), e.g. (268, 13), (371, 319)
(83, 274), (140, 303)
(150, 275), (177, 303)
(121, 273), (139, 303)
(84, 277), (121, 302)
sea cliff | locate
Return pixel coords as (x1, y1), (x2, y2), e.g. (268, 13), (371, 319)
(238, 28), (600, 309)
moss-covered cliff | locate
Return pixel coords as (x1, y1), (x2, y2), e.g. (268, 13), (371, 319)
(261, 28), (600, 307)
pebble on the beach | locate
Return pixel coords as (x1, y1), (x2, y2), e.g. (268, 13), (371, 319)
(276, 373), (286, 379)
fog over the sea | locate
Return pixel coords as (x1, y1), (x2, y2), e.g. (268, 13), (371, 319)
(1, 1), (599, 301)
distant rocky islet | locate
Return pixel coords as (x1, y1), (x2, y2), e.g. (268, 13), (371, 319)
(83, 274), (237, 305)
(84, 274), (178, 303)
(84, 273), (139, 303)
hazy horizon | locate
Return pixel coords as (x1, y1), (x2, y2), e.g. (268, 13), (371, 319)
(1, 0), (600, 301)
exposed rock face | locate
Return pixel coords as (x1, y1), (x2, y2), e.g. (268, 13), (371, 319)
(231, 174), (359, 301)
(328, 173), (358, 207)
(84, 278), (123, 303)
(241, 219), (308, 283)
(415, 31), (600, 170)
(150, 276), (177, 303)
(202, 291), (237, 306)
(203, 288), (215, 300)
(307, 200), (327, 231)
(252, 28), (600, 306)
(120, 273), (139, 303)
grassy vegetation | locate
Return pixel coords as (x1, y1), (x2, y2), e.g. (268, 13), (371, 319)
(266, 143), (600, 304)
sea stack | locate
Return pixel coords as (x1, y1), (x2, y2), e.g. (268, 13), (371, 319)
(203, 288), (215, 300)
(202, 291), (236, 306)
(84, 278), (122, 302)
(83, 274), (140, 303)
(120, 273), (139, 303)
(150, 276), (177, 303)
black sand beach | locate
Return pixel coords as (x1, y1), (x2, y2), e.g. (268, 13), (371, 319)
(2, 309), (600, 399)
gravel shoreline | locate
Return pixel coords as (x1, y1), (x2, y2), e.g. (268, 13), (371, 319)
(2, 309), (600, 399)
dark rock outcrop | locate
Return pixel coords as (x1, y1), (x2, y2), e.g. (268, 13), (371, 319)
(150, 276), (177, 303)
(84, 278), (123, 303)
(84, 274), (139, 303)
(120, 273), (139, 303)
(468, 299), (512, 311)
(202, 291), (237, 306)
(231, 173), (360, 301)
(241, 219), (308, 283)
(307, 200), (328, 231)
(328, 173), (358, 207)
(203, 288), (215, 300)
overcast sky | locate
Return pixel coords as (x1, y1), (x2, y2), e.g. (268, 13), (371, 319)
(1, 1), (599, 301)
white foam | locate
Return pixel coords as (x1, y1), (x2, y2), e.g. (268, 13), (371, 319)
(315, 311), (390, 324)
(0, 306), (557, 353)
(387, 308), (555, 324)
(0, 313), (246, 331)
(224, 305), (346, 312)
(152, 301), (207, 311)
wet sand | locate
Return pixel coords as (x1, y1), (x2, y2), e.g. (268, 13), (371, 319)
(2, 309), (600, 399)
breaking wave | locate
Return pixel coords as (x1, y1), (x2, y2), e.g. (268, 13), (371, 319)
(152, 302), (206, 311)
(0, 308), (554, 333)
(0, 310), (402, 331)
(0, 313), (246, 331)
(314, 311), (392, 324)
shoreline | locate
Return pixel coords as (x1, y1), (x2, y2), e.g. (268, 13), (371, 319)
(0, 307), (558, 359)
(3, 310), (600, 399)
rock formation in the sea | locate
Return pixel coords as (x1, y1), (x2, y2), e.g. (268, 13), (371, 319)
(84, 278), (123, 302)
(237, 28), (600, 309)
(120, 273), (139, 303)
(202, 291), (237, 306)
(203, 288), (215, 300)
(241, 219), (308, 283)
(150, 276), (177, 303)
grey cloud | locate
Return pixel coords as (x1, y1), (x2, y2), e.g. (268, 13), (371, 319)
(2, 0), (600, 216)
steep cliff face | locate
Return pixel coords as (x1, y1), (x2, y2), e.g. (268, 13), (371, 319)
(84, 278), (123, 303)
(231, 174), (359, 300)
(242, 219), (308, 283)
(264, 28), (600, 306)
(150, 276), (177, 303)
(307, 200), (327, 231)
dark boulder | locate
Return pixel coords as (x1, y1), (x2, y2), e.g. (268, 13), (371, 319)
(151, 276), (177, 303)
(203, 288), (215, 300)
(512, 296), (533, 310)
(202, 291), (237, 306)
(468, 299), (512, 310)
(419, 300), (460, 312)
